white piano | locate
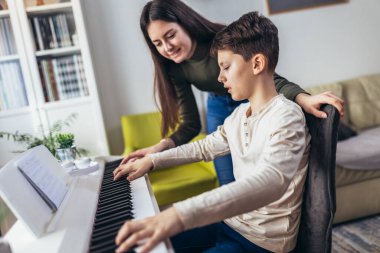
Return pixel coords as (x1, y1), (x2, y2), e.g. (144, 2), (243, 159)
(0, 147), (173, 253)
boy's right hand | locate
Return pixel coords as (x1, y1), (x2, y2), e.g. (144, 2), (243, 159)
(113, 156), (154, 181)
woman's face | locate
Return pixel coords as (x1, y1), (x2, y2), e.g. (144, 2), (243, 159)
(147, 20), (196, 63)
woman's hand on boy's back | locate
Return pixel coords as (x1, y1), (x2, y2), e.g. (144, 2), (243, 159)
(113, 156), (153, 181)
(295, 91), (344, 119)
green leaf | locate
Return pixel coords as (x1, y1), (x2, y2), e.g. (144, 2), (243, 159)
(0, 113), (88, 157)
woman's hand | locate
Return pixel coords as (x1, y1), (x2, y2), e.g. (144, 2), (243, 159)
(118, 146), (161, 166)
(115, 207), (184, 253)
(118, 138), (175, 166)
(113, 156), (154, 181)
(295, 91), (344, 118)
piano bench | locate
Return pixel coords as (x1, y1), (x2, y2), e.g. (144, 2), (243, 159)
(121, 112), (219, 207)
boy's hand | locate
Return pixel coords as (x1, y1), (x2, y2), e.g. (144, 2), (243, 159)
(113, 156), (154, 181)
(295, 91), (344, 119)
(115, 207), (184, 253)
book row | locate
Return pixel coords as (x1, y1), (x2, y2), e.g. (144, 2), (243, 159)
(0, 17), (17, 56)
(38, 54), (89, 102)
(0, 61), (28, 111)
(29, 13), (75, 51)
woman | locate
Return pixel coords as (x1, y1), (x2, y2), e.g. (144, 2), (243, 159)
(118, 0), (343, 185)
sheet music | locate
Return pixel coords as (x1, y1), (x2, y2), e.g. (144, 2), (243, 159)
(17, 154), (68, 211)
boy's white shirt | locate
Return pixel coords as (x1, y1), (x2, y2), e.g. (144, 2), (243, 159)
(149, 94), (310, 253)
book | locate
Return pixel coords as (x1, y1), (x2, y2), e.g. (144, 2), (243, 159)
(17, 151), (68, 212)
(0, 146), (72, 236)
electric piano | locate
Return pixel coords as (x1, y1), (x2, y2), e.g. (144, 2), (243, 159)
(3, 156), (173, 253)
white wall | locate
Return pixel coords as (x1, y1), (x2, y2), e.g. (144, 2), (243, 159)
(83, 0), (380, 155)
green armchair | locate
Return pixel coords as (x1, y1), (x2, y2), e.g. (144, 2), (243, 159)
(121, 111), (218, 206)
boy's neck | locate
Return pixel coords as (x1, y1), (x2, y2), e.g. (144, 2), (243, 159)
(247, 73), (278, 117)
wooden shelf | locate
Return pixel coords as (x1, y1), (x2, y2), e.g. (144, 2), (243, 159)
(0, 106), (33, 118)
(26, 2), (72, 15)
(0, 54), (19, 63)
(0, 9), (10, 18)
(35, 46), (80, 57)
(40, 96), (91, 110)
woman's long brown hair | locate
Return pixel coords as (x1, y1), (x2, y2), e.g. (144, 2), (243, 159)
(140, 0), (224, 137)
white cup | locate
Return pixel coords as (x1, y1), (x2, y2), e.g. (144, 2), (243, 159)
(74, 157), (91, 169)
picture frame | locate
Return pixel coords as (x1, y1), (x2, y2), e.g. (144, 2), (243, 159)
(266, 0), (348, 15)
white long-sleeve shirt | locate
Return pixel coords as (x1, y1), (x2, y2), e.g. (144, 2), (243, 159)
(149, 94), (310, 253)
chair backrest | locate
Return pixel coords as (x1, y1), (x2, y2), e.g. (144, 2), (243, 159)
(293, 104), (340, 253)
(121, 112), (162, 154)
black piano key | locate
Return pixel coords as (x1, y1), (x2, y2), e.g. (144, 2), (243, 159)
(96, 198), (132, 213)
(92, 225), (119, 239)
(96, 202), (132, 214)
(95, 209), (133, 222)
(96, 203), (133, 218)
(90, 240), (117, 252)
(99, 186), (130, 199)
(94, 212), (134, 229)
(98, 194), (131, 206)
(104, 159), (123, 170)
(88, 160), (135, 253)
(99, 182), (130, 193)
(94, 211), (134, 225)
(91, 223), (121, 239)
(90, 231), (120, 246)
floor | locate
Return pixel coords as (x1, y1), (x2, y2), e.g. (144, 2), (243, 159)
(332, 215), (380, 253)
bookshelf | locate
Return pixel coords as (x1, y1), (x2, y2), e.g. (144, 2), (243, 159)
(0, 0), (109, 166)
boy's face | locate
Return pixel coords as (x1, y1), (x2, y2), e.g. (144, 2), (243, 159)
(217, 49), (255, 101)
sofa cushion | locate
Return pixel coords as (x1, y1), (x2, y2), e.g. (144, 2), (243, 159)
(337, 122), (357, 141)
(340, 74), (380, 130)
(336, 126), (380, 170)
(306, 82), (343, 98)
(336, 165), (380, 187)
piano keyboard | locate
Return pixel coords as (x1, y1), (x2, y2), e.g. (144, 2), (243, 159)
(4, 157), (172, 253)
(89, 159), (135, 253)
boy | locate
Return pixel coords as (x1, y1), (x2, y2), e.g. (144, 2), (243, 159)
(114, 11), (310, 253)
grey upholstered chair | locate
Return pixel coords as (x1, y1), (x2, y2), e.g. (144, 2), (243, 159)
(293, 104), (340, 253)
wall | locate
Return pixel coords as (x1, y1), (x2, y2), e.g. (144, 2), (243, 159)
(83, 0), (380, 155)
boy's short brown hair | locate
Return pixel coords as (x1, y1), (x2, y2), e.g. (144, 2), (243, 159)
(211, 11), (279, 71)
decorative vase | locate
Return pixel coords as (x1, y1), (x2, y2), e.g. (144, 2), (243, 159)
(55, 147), (76, 163)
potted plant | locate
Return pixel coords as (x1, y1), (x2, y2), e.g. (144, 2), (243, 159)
(0, 114), (88, 161)
(55, 133), (76, 163)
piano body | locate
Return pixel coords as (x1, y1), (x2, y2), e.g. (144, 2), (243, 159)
(1, 151), (173, 253)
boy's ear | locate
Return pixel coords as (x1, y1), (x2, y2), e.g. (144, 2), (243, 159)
(251, 54), (266, 75)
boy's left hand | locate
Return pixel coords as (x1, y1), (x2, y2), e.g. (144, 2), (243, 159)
(115, 207), (184, 253)
(295, 91), (344, 119)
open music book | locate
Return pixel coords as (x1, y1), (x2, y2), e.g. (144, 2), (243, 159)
(0, 145), (72, 237)
(17, 151), (68, 212)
